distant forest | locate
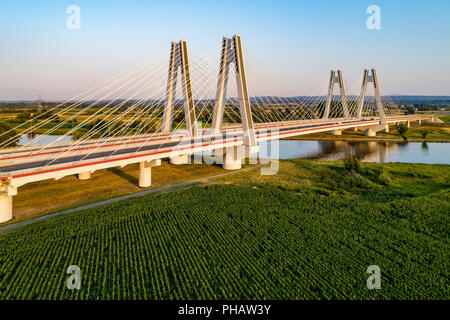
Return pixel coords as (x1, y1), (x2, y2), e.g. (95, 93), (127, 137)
(0, 95), (449, 111)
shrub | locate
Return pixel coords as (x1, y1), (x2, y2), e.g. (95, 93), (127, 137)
(378, 169), (392, 186)
(346, 172), (371, 189)
(344, 155), (361, 172)
(420, 130), (429, 139)
(72, 131), (84, 141)
(16, 112), (31, 121)
(0, 122), (19, 146)
(396, 123), (409, 135)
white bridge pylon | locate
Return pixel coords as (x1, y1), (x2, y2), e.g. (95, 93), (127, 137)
(211, 35), (256, 147)
(162, 40), (197, 136)
(357, 68), (386, 125)
(161, 35), (257, 147)
(323, 70), (350, 120)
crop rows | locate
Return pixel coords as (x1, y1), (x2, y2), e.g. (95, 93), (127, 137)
(0, 184), (448, 299)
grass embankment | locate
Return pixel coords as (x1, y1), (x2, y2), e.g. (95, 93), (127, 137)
(4, 161), (226, 225)
(0, 160), (448, 299)
(284, 122), (450, 142)
(439, 116), (450, 123)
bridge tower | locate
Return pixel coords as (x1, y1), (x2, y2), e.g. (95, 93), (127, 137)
(211, 35), (258, 169)
(211, 35), (256, 146)
(161, 40), (197, 137)
(355, 68), (387, 136)
(322, 70), (350, 120)
(356, 68), (386, 125)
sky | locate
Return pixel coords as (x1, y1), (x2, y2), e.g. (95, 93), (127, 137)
(0, 0), (449, 100)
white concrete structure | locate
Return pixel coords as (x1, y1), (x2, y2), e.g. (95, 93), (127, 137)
(331, 129), (342, 136)
(78, 171), (91, 180)
(162, 40), (197, 136)
(0, 195), (13, 222)
(0, 183), (16, 223)
(323, 70), (349, 119)
(138, 159), (161, 188)
(357, 69), (386, 124)
(222, 145), (259, 170)
(170, 154), (189, 165)
(211, 35), (257, 148)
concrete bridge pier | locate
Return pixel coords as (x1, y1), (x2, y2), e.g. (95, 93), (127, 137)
(138, 159), (161, 188)
(365, 127), (377, 137)
(0, 195), (13, 223)
(223, 147), (243, 170)
(384, 124), (389, 133)
(424, 116), (443, 124)
(418, 119), (422, 125)
(406, 121), (411, 128)
(170, 154), (189, 165)
(223, 145), (259, 170)
(0, 185), (17, 223)
(331, 129), (342, 136)
(78, 171), (91, 180)
(364, 124), (386, 137)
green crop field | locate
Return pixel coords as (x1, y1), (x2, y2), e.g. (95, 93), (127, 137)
(0, 160), (448, 299)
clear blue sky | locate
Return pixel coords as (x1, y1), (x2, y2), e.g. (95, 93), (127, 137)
(0, 0), (449, 100)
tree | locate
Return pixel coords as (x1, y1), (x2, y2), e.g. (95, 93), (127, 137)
(0, 122), (20, 147)
(421, 130), (429, 139)
(396, 123), (408, 135)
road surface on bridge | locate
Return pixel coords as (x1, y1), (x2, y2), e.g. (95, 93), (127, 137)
(0, 115), (430, 182)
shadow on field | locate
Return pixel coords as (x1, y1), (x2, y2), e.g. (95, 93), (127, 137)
(107, 167), (138, 185)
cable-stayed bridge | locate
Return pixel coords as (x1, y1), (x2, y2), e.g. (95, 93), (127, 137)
(0, 35), (440, 222)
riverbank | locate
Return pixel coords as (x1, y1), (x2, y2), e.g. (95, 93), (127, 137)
(283, 122), (450, 142)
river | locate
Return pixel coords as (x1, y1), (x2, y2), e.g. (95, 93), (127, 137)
(255, 140), (449, 164)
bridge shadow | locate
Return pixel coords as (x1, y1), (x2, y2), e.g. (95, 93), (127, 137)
(107, 167), (138, 185)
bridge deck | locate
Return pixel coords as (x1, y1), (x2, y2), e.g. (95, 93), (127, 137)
(0, 115), (431, 186)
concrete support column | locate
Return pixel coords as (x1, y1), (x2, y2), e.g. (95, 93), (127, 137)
(418, 119), (422, 125)
(0, 195), (13, 223)
(78, 171), (91, 180)
(406, 121), (410, 128)
(353, 127), (358, 132)
(170, 154), (189, 165)
(331, 129), (342, 136)
(0, 185), (17, 223)
(384, 124), (389, 133)
(222, 145), (259, 170)
(138, 162), (151, 188)
(365, 127), (377, 137)
(138, 159), (161, 188)
(223, 146), (243, 170)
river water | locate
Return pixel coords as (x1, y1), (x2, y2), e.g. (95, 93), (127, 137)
(18, 134), (73, 146)
(255, 140), (449, 164)
(18, 134), (449, 164)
